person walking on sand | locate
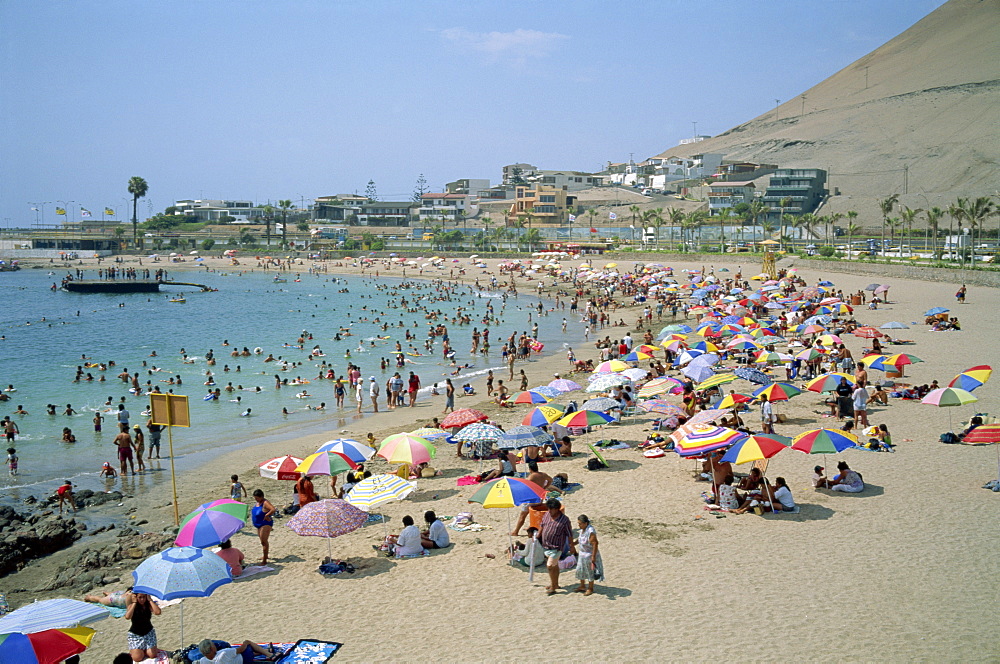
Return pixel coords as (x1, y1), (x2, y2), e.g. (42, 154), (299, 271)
(355, 377), (364, 414)
(132, 425), (146, 472)
(956, 284), (966, 304)
(113, 424), (135, 476)
(573, 514), (603, 596)
(407, 371), (421, 408)
(540, 498), (576, 596)
(443, 379), (455, 414)
(368, 376), (380, 413)
(760, 394), (775, 434)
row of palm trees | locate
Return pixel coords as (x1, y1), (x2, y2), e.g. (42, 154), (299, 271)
(878, 194), (998, 262)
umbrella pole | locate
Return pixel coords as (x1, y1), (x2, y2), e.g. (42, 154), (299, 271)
(527, 531), (538, 582)
(179, 601), (184, 650)
(506, 509), (514, 567)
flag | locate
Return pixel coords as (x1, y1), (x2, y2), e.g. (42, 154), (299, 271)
(609, 212), (617, 220)
(105, 208), (115, 216)
(568, 214), (576, 222)
(80, 208), (92, 218)
(590, 228), (598, 233)
(56, 207), (66, 215)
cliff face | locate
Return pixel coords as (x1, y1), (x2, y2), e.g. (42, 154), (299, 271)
(655, 0), (1000, 200)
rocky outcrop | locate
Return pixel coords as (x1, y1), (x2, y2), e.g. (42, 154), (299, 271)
(0, 506), (83, 576)
(31, 531), (175, 593)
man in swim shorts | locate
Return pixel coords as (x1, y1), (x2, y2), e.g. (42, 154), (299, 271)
(113, 424), (135, 475)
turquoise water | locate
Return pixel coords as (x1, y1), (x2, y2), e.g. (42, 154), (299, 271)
(0, 265), (575, 500)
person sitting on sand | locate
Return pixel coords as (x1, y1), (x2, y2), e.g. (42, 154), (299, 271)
(812, 465), (827, 488)
(959, 416), (983, 440)
(387, 515), (424, 557)
(215, 539), (245, 577)
(420, 510), (450, 550)
(734, 476), (795, 514)
(509, 526), (546, 567)
(820, 461), (864, 492)
(195, 639), (278, 663)
(480, 452), (516, 482)
(716, 474), (740, 510)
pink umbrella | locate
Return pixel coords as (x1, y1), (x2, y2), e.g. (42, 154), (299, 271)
(259, 455), (303, 481)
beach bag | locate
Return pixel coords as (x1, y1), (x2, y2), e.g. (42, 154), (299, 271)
(940, 432), (960, 444)
(587, 458), (607, 471)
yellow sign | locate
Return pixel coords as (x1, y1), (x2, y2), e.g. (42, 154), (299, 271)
(149, 393), (190, 427)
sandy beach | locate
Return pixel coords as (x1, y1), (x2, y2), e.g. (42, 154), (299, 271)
(6, 252), (999, 662)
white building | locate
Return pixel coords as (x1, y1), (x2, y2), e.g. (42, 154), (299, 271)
(174, 199), (264, 222)
(418, 193), (479, 224)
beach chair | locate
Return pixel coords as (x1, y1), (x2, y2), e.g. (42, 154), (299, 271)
(617, 405), (640, 425)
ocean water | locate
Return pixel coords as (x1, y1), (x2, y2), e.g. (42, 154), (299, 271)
(0, 265), (577, 501)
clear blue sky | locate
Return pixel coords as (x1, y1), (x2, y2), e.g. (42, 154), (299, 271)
(0, 0), (947, 226)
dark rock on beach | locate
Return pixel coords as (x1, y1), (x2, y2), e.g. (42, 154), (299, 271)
(0, 508), (83, 577)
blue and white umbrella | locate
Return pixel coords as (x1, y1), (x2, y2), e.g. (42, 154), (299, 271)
(0, 599), (109, 633)
(453, 422), (504, 443)
(582, 397), (622, 412)
(528, 385), (562, 399)
(586, 375), (631, 392)
(316, 438), (375, 462)
(498, 425), (554, 450)
(735, 366), (772, 385)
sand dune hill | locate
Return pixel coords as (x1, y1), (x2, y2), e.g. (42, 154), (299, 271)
(656, 0), (1000, 214)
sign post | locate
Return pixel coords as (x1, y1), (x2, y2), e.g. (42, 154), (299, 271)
(149, 393), (190, 527)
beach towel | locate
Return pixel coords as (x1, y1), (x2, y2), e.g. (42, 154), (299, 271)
(448, 521), (491, 532)
(276, 639), (343, 663)
(235, 565), (274, 580)
(364, 513), (385, 524)
(457, 475), (481, 486)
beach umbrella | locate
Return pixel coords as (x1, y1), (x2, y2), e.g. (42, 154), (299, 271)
(715, 393), (754, 410)
(528, 385), (562, 399)
(469, 477), (548, 565)
(440, 408), (488, 429)
(0, 627), (96, 664)
(924, 307), (949, 316)
(594, 360), (629, 373)
(621, 368), (649, 382)
(132, 546), (233, 645)
(295, 451), (358, 477)
(864, 283), (881, 291)
(409, 427), (452, 440)
(512, 390), (552, 404)
(948, 365), (992, 392)
(852, 327), (884, 339)
(634, 344), (661, 354)
(498, 425), (554, 449)
(622, 350), (653, 362)
(816, 334), (843, 346)
(720, 433), (792, 465)
(345, 474), (417, 511)
(586, 375), (630, 392)
(0, 599), (108, 634)
(880, 321), (909, 329)
(735, 367), (772, 385)
(859, 354), (889, 370)
(453, 422), (504, 443)
(556, 410), (615, 428)
(791, 429), (859, 454)
(175, 499), (249, 548)
(805, 373), (855, 393)
(316, 439), (375, 463)
(683, 363), (716, 384)
(522, 406), (564, 427)
(689, 341), (720, 353)
(287, 499), (368, 560)
(548, 378), (581, 393)
(753, 382), (802, 402)
(794, 348), (828, 362)
(582, 397), (622, 412)
(755, 351), (792, 364)
(696, 373), (736, 391)
(378, 434), (436, 465)
(639, 400), (686, 417)
(922, 388), (978, 432)
(727, 339), (762, 351)
(881, 353), (922, 368)
(638, 378), (680, 397)
(259, 455), (304, 480)
(677, 349), (706, 365)
(675, 426), (747, 458)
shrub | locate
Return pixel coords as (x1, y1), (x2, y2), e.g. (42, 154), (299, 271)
(818, 245), (836, 257)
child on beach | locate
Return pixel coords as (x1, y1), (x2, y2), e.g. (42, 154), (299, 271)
(231, 474), (247, 502)
(812, 465), (827, 488)
(6, 448), (16, 476)
(56, 480), (76, 514)
(100, 462), (117, 479)
(93, 412), (103, 432)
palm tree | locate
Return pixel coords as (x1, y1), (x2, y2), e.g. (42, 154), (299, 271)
(898, 206), (922, 256)
(715, 208), (732, 253)
(845, 211), (858, 257)
(877, 194), (899, 260)
(278, 199), (293, 245)
(128, 176), (148, 245)
(748, 200), (769, 244)
(665, 207), (685, 250)
(650, 207), (664, 249)
(780, 213), (796, 250)
(519, 227), (542, 251)
(261, 204), (275, 246)
(826, 212), (843, 247)
(887, 217), (904, 257)
(586, 209), (598, 234)
(681, 211), (705, 252)
(924, 206), (943, 256)
(792, 214), (812, 248)
(965, 196), (997, 260)
(628, 205), (641, 230)
(846, 221), (861, 259)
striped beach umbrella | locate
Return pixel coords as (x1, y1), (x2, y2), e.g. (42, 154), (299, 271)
(0, 628), (96, 664)
(556, 410), (615, 428)
(522, 405), (564, 427)
(316, 439), (375, 463)
(295, 451), (358, 477)
(622, 350), (653, 362)
(921, 387), (977, 407)
(720, 433), (792, 464)
(715, 393), (754, 410)
(175, 499), (249, 548)
(791, 428), (859, 454)
(805, 373), (855, 393)
(345, 474), (417, 511)
(949, 365), (992, 392)
(378, 434), (436, 464)
(696, 373), (736, 390)
(638, 377), (683, 397)
(469, 477), (547, 509)
(513, 390), (552, 404)
(755, 351), (792, 364)
(881, 353), (923, 368)
(752, 382), (803, 402)
(639, 400), (686, 417)
(794, 348), (828, 362)
(675, 426), (747, 458)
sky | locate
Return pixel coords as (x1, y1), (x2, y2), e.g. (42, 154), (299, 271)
(0, 0), (948, 226)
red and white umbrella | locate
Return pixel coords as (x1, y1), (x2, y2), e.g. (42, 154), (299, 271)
(258, 455), (303, 480)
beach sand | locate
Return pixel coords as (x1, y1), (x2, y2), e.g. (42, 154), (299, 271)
(11, 253), (1000, 661)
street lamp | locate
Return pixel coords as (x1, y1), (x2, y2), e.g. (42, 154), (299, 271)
(57, 200), (75, 226)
